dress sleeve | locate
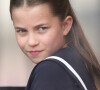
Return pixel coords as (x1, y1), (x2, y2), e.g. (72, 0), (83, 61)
(29, 60), (80, 90)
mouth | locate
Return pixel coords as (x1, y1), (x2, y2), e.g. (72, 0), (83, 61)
(29, 50), (43, 56)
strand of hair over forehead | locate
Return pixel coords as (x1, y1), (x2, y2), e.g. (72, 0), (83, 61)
(22, 0), (70, 20)
(24, 0), (69, 3)
(23, 0), (27, 6)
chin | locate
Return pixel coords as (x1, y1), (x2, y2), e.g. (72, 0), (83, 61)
(30, 58), (44, 64)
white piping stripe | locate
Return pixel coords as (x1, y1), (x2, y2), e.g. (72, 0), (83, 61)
(46, 56), (87, 90)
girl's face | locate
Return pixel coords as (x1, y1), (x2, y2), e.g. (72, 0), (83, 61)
(12, 4), (72, 63)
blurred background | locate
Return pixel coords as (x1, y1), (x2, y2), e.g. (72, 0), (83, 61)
(0, 0), (100, 88)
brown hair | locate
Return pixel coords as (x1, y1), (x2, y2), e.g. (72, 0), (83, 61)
(10, 0), (100, 88)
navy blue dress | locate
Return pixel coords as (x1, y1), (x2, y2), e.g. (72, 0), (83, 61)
(26, 47), (97, 90)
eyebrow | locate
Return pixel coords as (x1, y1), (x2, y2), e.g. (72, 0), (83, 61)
(34, 23), (48, 28)
(15, 27), (26, 30)
(14, 22), (50, 30)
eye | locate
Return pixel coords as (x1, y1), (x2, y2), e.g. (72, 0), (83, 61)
(16, 29), (27, 33)
(39, 27), (48, 31)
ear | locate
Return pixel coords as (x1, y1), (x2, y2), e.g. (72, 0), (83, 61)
(62, 16), (73, 36)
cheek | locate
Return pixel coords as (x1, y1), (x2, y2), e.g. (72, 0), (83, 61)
(42, 33), (64, 50)
(16, 36), (25, 50)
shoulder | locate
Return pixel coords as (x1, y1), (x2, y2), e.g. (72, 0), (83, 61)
(28, 59), (78, 90)
(33, 59), (69, 80)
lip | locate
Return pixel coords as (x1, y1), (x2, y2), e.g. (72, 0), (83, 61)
(29, 50), (43, 56)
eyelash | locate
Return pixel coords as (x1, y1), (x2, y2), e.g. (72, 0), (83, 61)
(17, 29), (27, 33)
(39, 27), (48, 31)
(16, 26), (49, 34)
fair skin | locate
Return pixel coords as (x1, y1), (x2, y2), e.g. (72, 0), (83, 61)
(12, 4), (73, 64)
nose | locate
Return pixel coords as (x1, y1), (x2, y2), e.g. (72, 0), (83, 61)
(28, 33), (39, 47)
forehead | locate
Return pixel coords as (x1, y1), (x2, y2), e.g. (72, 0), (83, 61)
(12, 4), (56, 23)
(12, 4), (54, 18)
(12, 4), (61, 28)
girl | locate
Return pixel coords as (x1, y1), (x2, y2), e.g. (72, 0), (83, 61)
(10, 0), (100, 90)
